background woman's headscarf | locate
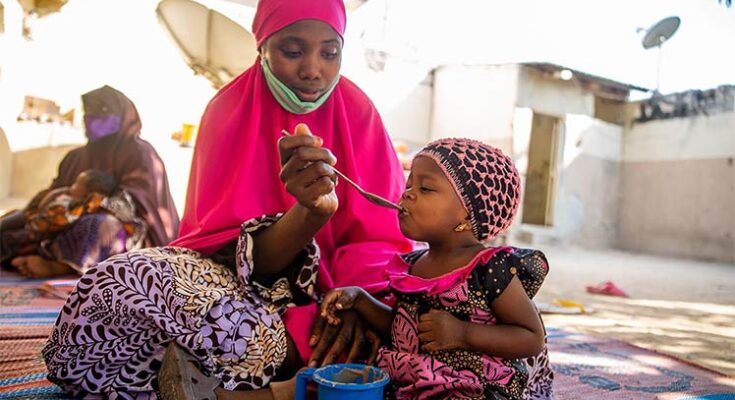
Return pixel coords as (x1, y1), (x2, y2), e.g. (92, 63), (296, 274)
(50, 85), (180, 246)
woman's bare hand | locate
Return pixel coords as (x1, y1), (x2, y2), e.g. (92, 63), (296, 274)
(278, 123), (338, 218)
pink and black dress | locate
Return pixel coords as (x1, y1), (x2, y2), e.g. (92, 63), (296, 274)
(377, 246), (554, 400)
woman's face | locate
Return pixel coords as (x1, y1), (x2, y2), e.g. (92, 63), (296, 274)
(398, 156), (468, 243)
(260, 19), (342, 102)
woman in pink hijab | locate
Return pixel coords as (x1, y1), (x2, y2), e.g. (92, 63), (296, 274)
(43, 0), (411, 398)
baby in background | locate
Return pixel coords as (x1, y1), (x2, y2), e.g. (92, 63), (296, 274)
(25, 169), (118, 238)
(321, 138), (554, 400)
(10, 169), (121, 278)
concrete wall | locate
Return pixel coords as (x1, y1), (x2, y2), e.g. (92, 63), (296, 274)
(559, 115), (623, 248)
(619, 112), (735, 263)
(382, 75), (433, 146)
(511, 68), (623, 248)
(516, 67), (595, 118)
(511, 109), (623, 248)
(10, 144), (78, 199)
(0, 127), (11, 198)
(430, 64), (519, 154)
(413, 63), (733, 262)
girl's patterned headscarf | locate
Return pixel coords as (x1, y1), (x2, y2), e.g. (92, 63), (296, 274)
(416, 138), (521, 242)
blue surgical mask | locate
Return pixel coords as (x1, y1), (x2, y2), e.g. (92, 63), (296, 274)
(84, 115), (121, 141)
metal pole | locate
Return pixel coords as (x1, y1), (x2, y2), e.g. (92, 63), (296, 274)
(655, 38), (663, 94)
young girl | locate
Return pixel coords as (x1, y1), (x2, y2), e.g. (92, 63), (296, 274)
(321, 138), (554, 400)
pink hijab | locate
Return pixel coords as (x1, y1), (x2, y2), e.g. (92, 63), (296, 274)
(172, 0), (411, 357)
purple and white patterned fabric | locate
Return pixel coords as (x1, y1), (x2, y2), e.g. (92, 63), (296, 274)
(43, 214), (319, 398)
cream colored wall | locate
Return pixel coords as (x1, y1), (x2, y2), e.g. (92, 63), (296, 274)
(382, 78), (433, 146)
(430, 65), (625, 248)
(623, 113), (734, 162)
(414, 63), (733, 261)
(10, 144), (78, 199)
(512, 108), (624, 248)
(559, 115), (623, 248)
(511, 65), (623, 248)
(620, 112), (735, 263)
(430, 64), (519, 154)
(516, 67), (596, 118)
(0, 127), (11, 198)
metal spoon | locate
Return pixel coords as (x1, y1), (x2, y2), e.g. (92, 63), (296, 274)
(280, 129), (404, 212)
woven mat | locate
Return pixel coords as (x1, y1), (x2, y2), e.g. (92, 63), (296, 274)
(0, 268), (732, 399)
(0, 270), (73, 399)
(548, 328), (735, 399)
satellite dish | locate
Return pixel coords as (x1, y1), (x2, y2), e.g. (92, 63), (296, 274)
(638, 16), (681, 94)
(156, 0), (258, 89)
(641, 16), (680, 49)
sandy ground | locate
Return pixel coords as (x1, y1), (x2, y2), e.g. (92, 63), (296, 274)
(524, 243), (735, 376)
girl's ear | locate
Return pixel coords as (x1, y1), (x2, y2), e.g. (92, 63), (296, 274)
(457, 212), (471, 225)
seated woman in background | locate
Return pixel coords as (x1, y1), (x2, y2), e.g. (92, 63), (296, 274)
(11, 169), (146, 277)
(0, 85), (180, 276)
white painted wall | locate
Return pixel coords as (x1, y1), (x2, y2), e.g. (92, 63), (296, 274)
(623, 112), (735, 162)
(0, 127), (11, 199)
(512, 110), (624, 248)
(10, 144), (76, 199)
(558, 115), (623, 247)
(382, 78), (432, 146)
(516, 67), (595, 118)
(430, 64), (519, 153)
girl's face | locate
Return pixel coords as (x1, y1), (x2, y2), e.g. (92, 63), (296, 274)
(398, 156), (469, 243)
(260, 19), (342, 102)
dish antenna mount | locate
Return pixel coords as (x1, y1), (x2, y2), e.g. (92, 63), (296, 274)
(638, 16), (680, 94)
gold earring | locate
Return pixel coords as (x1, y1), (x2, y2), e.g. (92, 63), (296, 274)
(454, 222), (469, 232)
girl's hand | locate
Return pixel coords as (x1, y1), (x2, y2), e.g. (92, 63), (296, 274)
(320, 286), (363, 325)
(278, 123), (338, 219)
(308, 309), (381, 367)
(417, 309), (468, 352)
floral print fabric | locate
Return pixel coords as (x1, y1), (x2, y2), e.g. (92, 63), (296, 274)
(43, 214), (319, 398)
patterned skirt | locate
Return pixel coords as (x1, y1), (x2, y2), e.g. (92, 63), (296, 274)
(42, 216), (319, 399)
(2, 213), (131, 274)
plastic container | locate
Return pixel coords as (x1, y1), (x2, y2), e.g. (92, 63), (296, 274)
(294, 363), (389, 400)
